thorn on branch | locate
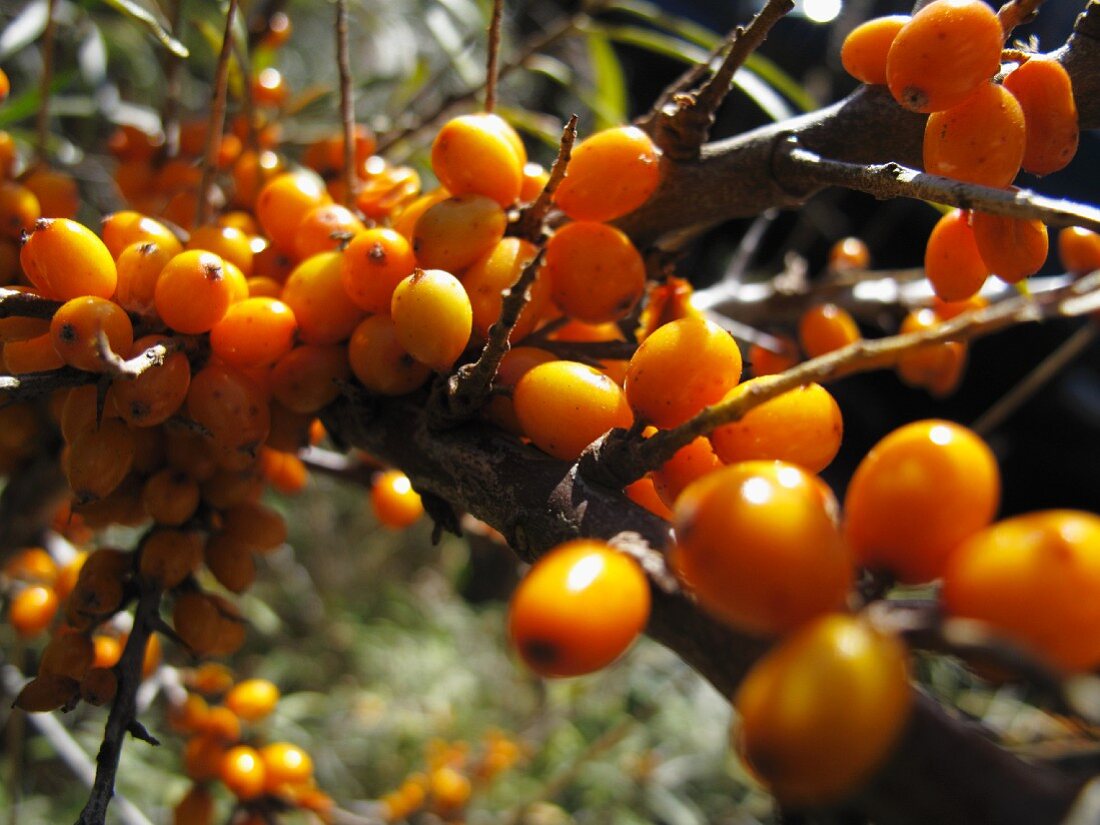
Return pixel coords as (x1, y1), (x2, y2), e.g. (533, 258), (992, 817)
(95, 333), (182, 380)
(126, 720), (159, 747)
(513, 114), (579, 241)
(421, 491), (462, 544)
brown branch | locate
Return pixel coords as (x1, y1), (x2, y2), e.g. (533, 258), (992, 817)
(998, 0), (1047, 37)
(335, 0), (357, 207)
(0, 368), (95, 400)
(35, 0), (59, 166)
(578, 273), (1100, 488)
(0, 287), (64, 319)
(485, 0), (504, 113)
(298, 445), (379, 487)
(646, 0), (794, 160)
(160, 0), (185, 158)
(94, 334), (184, 381)
(195, 0), (240, 227)
(775, 139), (1100, 233)
(75, 584), (161, 825)
(513, 114), (578, 240)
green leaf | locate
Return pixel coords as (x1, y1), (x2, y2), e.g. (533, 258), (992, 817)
(584, 29), (627, 131)
(496, 104), (568, 151)
(0, 0), (49, 61)
(743, 54), (816, 114)
(100, 0), (189, 58)
(0, 71), (77, 128)
(604, 0), (720, 50)
(589, 23), (707, 66)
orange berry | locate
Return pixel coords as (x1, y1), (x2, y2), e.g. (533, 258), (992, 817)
(431, 113), (526, 207)
(0, 180), (41, 241)
(943, 510), (1100, 672)
(841, 15), (909, 86)
(970, 211), (1048, 285)
(0, 287), (50, 343)
(172, 784), (215, 825)
(261, 742), (314, 795)
(4, 333), (65, 374)
(9, 585), (59, 638)
(210, 297), (297, 368)
(23, 168), (80, 219)
(271, 343), (351, 413)
(412, 194), (507, 272)
(100, 211), (183, 259)
(513, 360), (633, 461)
(40, 631), (95, 680)
(115, 241), (175, 317)
(554, 126), (661, 222)
(186, 362), (271, 464)
(80, 666), (118, 706)
(843, 419), (999, 583)
(673, 461), (851, 636)
(13, 674), (80, 712)
(886, 0), (1003, 113)
(393, 188), (450, 241)
(924, 209), (989, 301)
(4, 547), (59, 584)
(92, 635), (123, 669)
(797, 303), (860, 358)
(204, 532), (257, 593)
(1002, 56), (1079, 176)
(923, 82), (1026, 188)
(356, 158), (421, 221)
(624, 476), (674, 521)
(225, 678), (280, 721)
(462, 237), (549, 342)
(484, 345), (556, 433)
(155, 250), (245, 333)
(735, 614), (911, 806)
(142, 469), (201, 526)
(749, 336), (799, 377)
(1057, 226), (1100, 275)
(258, 448), (309, 494)
(139, 529), (204, 589)
(895, 308), (968, 397)
(827, 236), (871, 273)
(371, 470), (423, 529)
(20, 218), (116, 300)
(252, 67), (288, 107)
(256, 171), (331, 255)
(508, 540), (650, 677)
(220, 745), (267, 800)
(624, 316), (743, 428)
(112, 335), (191, 427)
(188, 224), (254, 278)
(545, 221), (646, 324)
(339, 227), (417, 314)
(281, 251), (365, 344)
(520, 162), (549, 202)
(294, 202), (365, 260)
(390, 269), (473, 371)
(346, 310), (436, 395)
(709, 380), (843, 473)
(49, 296), (134, 372)
(651, 435), (724, 510)
(220, 501), (287, 552)
(65, 418), (135, 505)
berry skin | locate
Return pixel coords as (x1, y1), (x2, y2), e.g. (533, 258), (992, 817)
(943, 510), (1100, 672)
(896, 308), (968, 397)
(20, 218), (117, 300)
(1058, 227), (1100, 275)
(340, 227), (418, 314)
(827, 236), (871, 273)
(970, 211), (1048, 285)
(65, 418), (136, 505)
(210, 297), (298, 368)
(186, 362), (271, 465)
(225, 678), (280, 721)
(924, 209), (989, 302)
(734, 614), (912, 806)
(513, 360), (634, 461)
(545, 222), (646, 324)
(923, 83), (1026, 189)
(462, 238), (549, 342)
(101, 211), (183, 259)
(348, 315), (432, 396)
(111, 335), (191, 427)
(1002, 56), (1079, 176)
(886, 0), (1003, 113)
(256, 170), (331, 255)
(508, 540), (650, 678)
(155, 250), (245, 334)
(188, 224), (254, 277)
(9, 585), (59, 638)
(294, 202), (365, 260)
(624, 316), (743, 428)
(798, 303), (860, 358)
(844, 419), (999, 583)
(673, 461), (852, 636)
(390, 269), (473, 372)
(261, 742), (314, 795)
(651, 435), (724, 510)
(554, 126), (661, 222)
(0, 181), (41, 241)
(49, 296), (134, 373)
(749, 336), (799, 377)
(709, 380), (843, 473)
(412, 195), (508, 273)
(371, 470), (424, 529)
(271, 343), (351, 413)
(841, 16), (909, 86)
(485, 346), (556, 433)
(220, 745), (267, 800)
(115, 241), (175, 318)
(431, 113), (526, 207)
(281, 251), (366, 345)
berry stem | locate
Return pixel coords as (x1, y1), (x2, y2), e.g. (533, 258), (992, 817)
(93, 332), (188, 381)
(335, 0), (357, 207)
(485, 0), (504, 113)
(998, 0), (1048, 39)
(195, 0), (241, 228)
(513, 113), (578, 241)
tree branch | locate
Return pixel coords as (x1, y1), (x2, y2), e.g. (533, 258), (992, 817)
(195, 0), (240, 227)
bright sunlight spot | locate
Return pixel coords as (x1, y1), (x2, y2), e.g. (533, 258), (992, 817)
(566, 554), (605, 592)
(804, 0), (842, 24)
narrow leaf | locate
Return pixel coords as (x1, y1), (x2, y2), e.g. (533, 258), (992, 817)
(101, 0), (189, 58)
(0, 0), (49, 61)
(585, 29), (627, 131)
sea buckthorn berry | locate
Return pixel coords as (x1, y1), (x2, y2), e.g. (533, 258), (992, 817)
(508, 540), (650, 678)
(185, 735), (227, 782)
(797, 303), (860, 358)
(294, 203), (365, 260)
(896, 308), (968, 397)
(844, 419), (999, 583)
(304, 126), (376, 176)
(624, 316), (743, 428)
(49, 296), (134, 372)
(142, 468), (200, 525)
(23, 168), (80, 219)
(230, 149), (284, 209)
(256, 171), (331, 255)
(749, 336), (799, 377)
(155, 250), (244, 333)
(485, 346), (556, 433)
(651, 435), (724, 509)
(221, 501), (287, 552)
(709, 380), (843, 473)
(520, 162), (550, 202)
(20, 218), (117, 300)
(112, 335), (191, 427)
(271, 343), (351, 413)
(1003, 56), (1079, 176)
(5, 547), (59, 584)
(92, 635), (122, 669)
(827, 236), (871, 273)
(261, 742), (314, 795)
(0, 68), (8, 102)
(462, 238), (549, 342)
(188, 224), (254, 277)
(80, 666), (118, 706)
(734, 614), (912, 806)
(13, 674), (80, 712)
(923, 83), (1026, 188)
(340, 227), (417, 314)
(943, 510), (1100, 672)
(4, 333), (65, 373)
(924, 209), (989, 301)
(221, 745), (267, 800)
(210, 297), (297, 368)
(412, 194), (507, 272)
(970, 211), (1048, 284)
(624, 476), (674, 520)
(204, 532), (257, 593)
(841, 15), (910, 86)
(173, 592), (228, 656)
(637, 276), (699, 342)
(513, 361), (634, 461)
(252, 67), (288, 107)
(356, 158), (422, 220)
(390, 269), (473, 372)
(0, 288), (50, 343)
(431, 113), (525, 207)
(9, 585), (59, 638)
(886, 0), (1003, 113)
(393, 188), (450, 241)
(173, 785), (214, 825)
(281, 251), (365, 345)
(0, 132), (13, 177)
(115, 241), (174, 317)
(0, 181), (41, 240)
(226, 678), (280, 721)
(545, 222), (646, 324)
(186, 362), (271, 464)
(65, 418), (135, 504)
(40, 631), (95, 680)
(554, 126), (661, 222)
(931, 292), (988, 320)
(430, 766), (472, 812)
(139, 529), (203, 589)
(259, 448), (309, 494)
(101, 211), (182, 260)
(371, 469), (423, 529)
(1057, 227), (1100, 275)
(673, 461), (852, 636)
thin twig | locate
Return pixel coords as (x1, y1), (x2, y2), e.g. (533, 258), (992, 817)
(160, 0), (185, 158)
(485, 0), (505, 113)
(776, 139), (1100, 233)
(335, 0), (357, 207)
(35, 0), (59, 166)
(998, 0), (1048, 38)
(512, 114), (578, 240)
(972, 322), (1099, 436)
(75, 585), (162, 825)
(0, 287), (64, 319)
(0, 369), (94, 400)
(94, 334), (182, 381)
(579, 272), (1100, 487)
(196, 0), (241, 227)
(298, 446), (379, 487)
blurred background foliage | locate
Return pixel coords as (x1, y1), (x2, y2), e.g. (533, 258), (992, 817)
(0, 0), (1097, 823)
